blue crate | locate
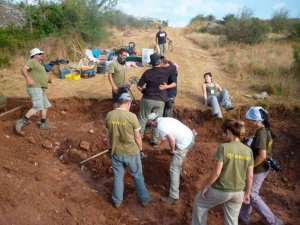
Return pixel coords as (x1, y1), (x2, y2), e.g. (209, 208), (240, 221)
(59, 68), (71, 79)
(81, 68), (95, 76)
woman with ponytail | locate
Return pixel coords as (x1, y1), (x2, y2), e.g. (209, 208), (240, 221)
(239, 107), (283, 225)
(192, 119), (254, 225)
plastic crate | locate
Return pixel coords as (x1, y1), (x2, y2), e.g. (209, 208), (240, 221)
(65, 74), (72, 80)
(59, 68), (71, 79)
(72, 74), (81, 80)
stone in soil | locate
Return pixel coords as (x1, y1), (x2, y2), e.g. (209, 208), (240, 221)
(80, 141), (90, 151)
(42, 140), (53, 149)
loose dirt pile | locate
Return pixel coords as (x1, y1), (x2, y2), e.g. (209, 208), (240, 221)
(0, 98), (299, 225)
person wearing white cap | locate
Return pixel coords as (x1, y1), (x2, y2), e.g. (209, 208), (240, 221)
(239, 106), (284, 225)
(15, 48), (52, 134)
(104, 93), (152, 208)
(147, 112), (194, 204)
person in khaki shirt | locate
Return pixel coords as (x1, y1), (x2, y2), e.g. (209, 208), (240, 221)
(107, 48), (129, 109)
(192, 119), (253, 225)
(104, 93), (152, 208)
(15, 48), (52, 134)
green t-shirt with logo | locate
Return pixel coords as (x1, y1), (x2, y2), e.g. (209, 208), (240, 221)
(107, 61), (126, 88)
(26, 59), (48, 88)
(105, 108), (140, 155)
(251, 127), (273, 174)
(212, 141), (254, 192)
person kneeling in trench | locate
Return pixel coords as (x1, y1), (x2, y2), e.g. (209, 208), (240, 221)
(104, 93), (152, 208)
(147, 112), (195, 204)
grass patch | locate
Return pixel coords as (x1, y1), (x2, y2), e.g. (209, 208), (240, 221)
(0, 56), (10, 68)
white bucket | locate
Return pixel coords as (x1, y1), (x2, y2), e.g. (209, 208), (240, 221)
(142, 48), (154, 64)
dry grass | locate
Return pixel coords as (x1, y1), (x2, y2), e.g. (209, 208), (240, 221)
(185, 33), (220, 50)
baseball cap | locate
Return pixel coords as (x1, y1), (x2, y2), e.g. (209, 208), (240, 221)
(30, 48), (44, 57)
(119, 93), (132, 101)
(147, 112), (158, 123)
(245, 106), (267, 121)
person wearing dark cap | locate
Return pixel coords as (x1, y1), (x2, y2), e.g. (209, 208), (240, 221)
(104, 93), (152, 208)
(137, 53), (176, 147)
(156, 26), (172, 55)
(15, 48), (52, 134)
(147, 112), (195, 204)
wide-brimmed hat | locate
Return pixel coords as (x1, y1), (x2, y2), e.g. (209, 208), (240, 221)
(149, 53), (161, 65)
(147, 112), (158, 123)
(246, 106), (267, 121)
(119, 93), (132, 101)
(30, 48), (44, 57)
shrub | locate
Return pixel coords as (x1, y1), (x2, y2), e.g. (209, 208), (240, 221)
(271, 8), (290, 33)
(290, 20), (300, 40)
(0, 56), (10, 68)
(293, 44), (300, 69)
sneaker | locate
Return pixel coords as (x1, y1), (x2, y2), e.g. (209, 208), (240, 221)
(213, 114), (223, 119)
(114, 202), (121, 208)
(150, 140), (161, 148)
(141, 196), (153, 207)
(225, 106), (235, 111)
(40, 122), (52, 130)
(161, 196), (180, 205)
(15, 118), (28, 134)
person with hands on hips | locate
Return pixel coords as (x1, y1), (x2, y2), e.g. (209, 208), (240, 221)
(104, 93), (152, 208)
(192, 119), (253, 225)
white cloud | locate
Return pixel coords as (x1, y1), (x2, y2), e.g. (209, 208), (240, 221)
(272, 2), (286, 11)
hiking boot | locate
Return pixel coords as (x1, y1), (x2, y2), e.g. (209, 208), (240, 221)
(150, 140), (161, 148)
(161, 196), (180, 205)
(15, 118), (28, 134)
(141, 196), (153, 207)
(40, 122), (52, 130)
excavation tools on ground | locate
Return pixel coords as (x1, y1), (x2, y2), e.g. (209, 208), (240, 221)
(80, 149), (109, 172)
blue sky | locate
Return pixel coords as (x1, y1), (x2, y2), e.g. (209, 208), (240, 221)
(116, 0), (300, 27)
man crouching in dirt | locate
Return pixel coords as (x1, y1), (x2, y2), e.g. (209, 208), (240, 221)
(147, 112), (195, 204)
(15, 48), (52, 134)
(104, 93), (152, 208)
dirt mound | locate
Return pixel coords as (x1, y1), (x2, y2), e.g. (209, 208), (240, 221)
(0, 98), (299, 225)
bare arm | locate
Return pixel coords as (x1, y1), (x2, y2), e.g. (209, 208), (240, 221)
(166, 133), (176, 152)
(202, 84), (207, 105)
(159, 82), (176, 90)
(21, 65), (35, 86)
(244, 165), (253, 204)
(134, 129), (143, 150)
(137, 85), (143, 91)
(215, 83), (222, 92)
(108, 73), (119, 94)
(201, 161), (223, 198)
(254, 149), (267, 167)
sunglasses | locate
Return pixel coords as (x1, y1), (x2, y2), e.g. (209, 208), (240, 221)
(37, 53), (44, 56)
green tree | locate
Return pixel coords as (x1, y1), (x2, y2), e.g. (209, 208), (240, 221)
(271, 8), (290, 32)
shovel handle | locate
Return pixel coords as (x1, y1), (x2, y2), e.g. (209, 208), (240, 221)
(80, 149), (109, 165)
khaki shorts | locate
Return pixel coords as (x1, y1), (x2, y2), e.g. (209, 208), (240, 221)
(27, 88), (51, 110)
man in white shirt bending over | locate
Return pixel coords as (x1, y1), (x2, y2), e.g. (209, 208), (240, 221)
(147, 113), (195, 204)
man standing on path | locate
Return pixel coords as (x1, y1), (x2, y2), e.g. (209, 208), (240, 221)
(15, 48), (52, 134)
(147, 113), (195, 204)
(104, 93), (152, 208)
(108, 48), (129, 109)
(137, 53), (176, 147)
(156, 26), (172, 55)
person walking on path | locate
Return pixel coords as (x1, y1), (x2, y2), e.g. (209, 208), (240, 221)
(104, 93), (152, 208)
(15, 48), (52, 134)
(156, 26), (172, 55)
(137, 53), (176, 147)
(239, 107), (284, 225)
(108, 48), (129, 109)
(192, 119), (253, 225)
(202, 72), (234, 118)
(147, 113), (194, 204)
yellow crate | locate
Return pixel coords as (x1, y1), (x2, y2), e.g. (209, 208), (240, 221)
(65, 74), (72, 80)
(72, 74), (81, 80)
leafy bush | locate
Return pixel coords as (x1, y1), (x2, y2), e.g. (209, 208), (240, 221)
(290, 20), (300, 40)
(271, 9), (290, 33)
(293, 44), (300, 69)
(0, 56), (10, 68)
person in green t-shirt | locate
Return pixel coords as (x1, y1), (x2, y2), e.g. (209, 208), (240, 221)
(15, 48), (52, 134)
(192, 119), (254, 225)
(107, 48), (129, 109)
(239, 107), (283, 225)
(104, 93), (152, 208)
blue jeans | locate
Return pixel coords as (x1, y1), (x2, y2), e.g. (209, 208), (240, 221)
(112, 153), (150, 205)
(207, 89), (232, 118)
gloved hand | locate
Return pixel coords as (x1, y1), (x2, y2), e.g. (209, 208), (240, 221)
(140, 150), (146, 158)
